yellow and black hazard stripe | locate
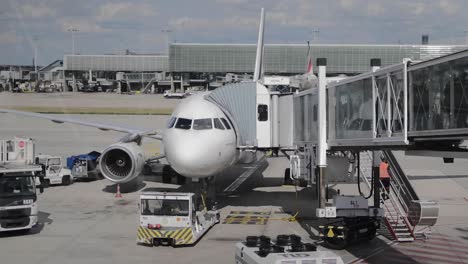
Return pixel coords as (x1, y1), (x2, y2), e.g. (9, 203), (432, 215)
(318, 225), (345, 239)
(137, 226), (194, 245)
(222, 214), (269, 225)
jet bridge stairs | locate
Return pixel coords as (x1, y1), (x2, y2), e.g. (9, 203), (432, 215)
(359, 151), (423, 242)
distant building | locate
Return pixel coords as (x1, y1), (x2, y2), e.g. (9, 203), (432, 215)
(5, 43), (465, 92)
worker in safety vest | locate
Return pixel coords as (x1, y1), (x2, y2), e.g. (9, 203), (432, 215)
(380, 158), (391, 200)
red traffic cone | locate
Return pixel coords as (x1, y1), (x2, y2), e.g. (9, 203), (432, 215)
(115, 184), (123, 198)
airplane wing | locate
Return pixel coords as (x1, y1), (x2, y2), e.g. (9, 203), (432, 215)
(0, 108), (163, 141)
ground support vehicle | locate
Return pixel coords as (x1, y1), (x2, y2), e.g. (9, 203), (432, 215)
(0, 137), (43, 232)
(137, 190), (219, 247)
(317, 195), (383, 249)
(35, 155), (73, 186)
(67, 151), (101, 180)
(235, 235), (344, 264)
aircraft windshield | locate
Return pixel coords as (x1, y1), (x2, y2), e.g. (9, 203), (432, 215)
(0, 176), (36, 198)
(175, 118), (192, 130)
(221, 118), (232, 129)
(167, 117), (177, 128)
(141, 199), (189, 216)
(213, 118), (225, 130)
(193, 118), (213, 130)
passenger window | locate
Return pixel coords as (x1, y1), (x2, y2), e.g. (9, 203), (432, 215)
(221, 118), (231, 129)
(167, 117), (177, 128)
(214, 118), (225, 130)
(193, 118), (213, 130)
(175, 118), (192, 130)
(258, 104), (268, 121)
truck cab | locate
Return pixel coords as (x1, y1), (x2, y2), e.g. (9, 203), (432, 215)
(137, 189), (219, 247)
(0, 164), (43, 232)
(35, 155), (73, 186)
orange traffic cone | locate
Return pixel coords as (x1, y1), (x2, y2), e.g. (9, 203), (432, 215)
(115, 184), (123, 198)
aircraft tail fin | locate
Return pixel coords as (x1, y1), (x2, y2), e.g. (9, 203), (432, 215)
(306, 41), (313, 73)
(253, 8), (265, 82)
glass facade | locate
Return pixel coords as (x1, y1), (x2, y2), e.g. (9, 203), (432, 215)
(170, 44), (468, 74)
(410, 56), (468, 132)
(64, 55), (169, 72)
(334, 78), (373, 140)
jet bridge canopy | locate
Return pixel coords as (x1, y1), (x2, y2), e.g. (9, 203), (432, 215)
(294, 49), (468, 149)
(205, 82), (257, 147)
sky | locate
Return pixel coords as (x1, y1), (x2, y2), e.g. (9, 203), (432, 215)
(1, 0), (468, 65)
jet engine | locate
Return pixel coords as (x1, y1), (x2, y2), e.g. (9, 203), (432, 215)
(99, 142), (145, 183)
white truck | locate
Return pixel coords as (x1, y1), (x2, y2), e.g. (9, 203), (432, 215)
(0, 137), (44, 232)
(35, 155), (73, 186)
(137, 189), (219, 247)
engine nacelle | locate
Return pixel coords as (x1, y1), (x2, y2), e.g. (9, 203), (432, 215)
(99, 142), (145, 183)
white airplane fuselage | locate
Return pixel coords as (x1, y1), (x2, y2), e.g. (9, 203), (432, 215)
(163, 93), (239, 178)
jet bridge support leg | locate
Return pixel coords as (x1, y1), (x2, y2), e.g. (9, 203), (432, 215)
(317, 58), (328, 208)
(372, 151), (380, 208)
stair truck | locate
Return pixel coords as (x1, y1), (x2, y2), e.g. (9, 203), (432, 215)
(0, 137), (44, 232)
(137, 189), (220, 247)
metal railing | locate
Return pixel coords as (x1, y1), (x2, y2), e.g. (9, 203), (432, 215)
(359, 151), (414, 241)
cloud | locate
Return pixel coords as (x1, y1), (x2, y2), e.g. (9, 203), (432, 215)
(169, 15), (258, 31)
(20, 3), (56, 18)
(58, 17), (110, 33)
(0, 31), (18, 44)
(438, 0), (458, 14)
(96, 2), (157, 21)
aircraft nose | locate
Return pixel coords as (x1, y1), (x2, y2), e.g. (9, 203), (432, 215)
(164, 133), (221, 177)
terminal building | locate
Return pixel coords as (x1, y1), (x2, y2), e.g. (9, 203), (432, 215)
(5, 43), (467, 92)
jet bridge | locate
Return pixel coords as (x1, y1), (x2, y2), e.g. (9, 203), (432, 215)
(206, 80), (295, 150)
(290, 52), (468, 244)
(326, 49), (468, 149)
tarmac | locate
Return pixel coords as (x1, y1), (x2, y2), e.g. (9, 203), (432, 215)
(1, 93), (468, 263)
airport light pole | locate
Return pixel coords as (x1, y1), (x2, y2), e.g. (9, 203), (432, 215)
(32, 36), (39, 73)
(311, 28), (320, 43)
(161, 29), (173, 54)
(68, 28), (79, 55)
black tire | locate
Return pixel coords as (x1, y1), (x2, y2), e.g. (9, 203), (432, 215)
(284, 168), (293, 185)
(176, 174), (186, 185)
(162, 166), (172, 184)
(62, 175), (71, 186)
(298, 179), (308, 188)
(41, 178), (50, 188)
(323, 237), (348, 250)
(143, 164), (152, 175)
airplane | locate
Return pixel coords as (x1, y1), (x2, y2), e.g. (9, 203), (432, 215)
(0, 8), (267, 192)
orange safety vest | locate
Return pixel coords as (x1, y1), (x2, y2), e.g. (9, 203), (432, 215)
(379, 162), (390, 179)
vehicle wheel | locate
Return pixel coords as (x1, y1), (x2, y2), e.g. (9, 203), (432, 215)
(298, 179), (308, 188)
(62, 175), (71, 186)
(162, 166), (172, 184)
(41, 178), (50, 188)
(323, 237), (348, 250)
(143, 164), (152, 175)
(284, 168), (293, 185)
(176, 174), (186, 185)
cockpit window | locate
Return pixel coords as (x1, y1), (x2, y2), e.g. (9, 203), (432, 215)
(214, 118), (225, 130)
(167, 117), (177, 128)
(175, 118), (192, 130)
(220, 118), (231, 130)
(193, 118), (213, 130)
